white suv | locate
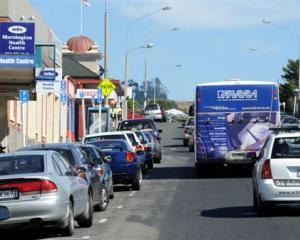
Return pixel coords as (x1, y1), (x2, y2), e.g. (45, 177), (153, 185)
(144, 104), (162, 121)
(252, 129), (300, 215)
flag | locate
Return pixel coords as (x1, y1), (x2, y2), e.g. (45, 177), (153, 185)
(82, 0), (91, 7)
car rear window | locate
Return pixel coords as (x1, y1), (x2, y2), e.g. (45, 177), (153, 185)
(91, 142), (128, 152)
(85, 135), (126, 143)
(145, 105), (159, 111)
(272, 137), (300, 158)
(0, 155), (44, 175)
(48, 149), (76, 166)
(119, 120), (156, 131)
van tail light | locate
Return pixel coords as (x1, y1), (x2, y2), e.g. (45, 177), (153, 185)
(135, 144), (143, 152)
(0, 179), (58, 195)
(144, 145), (151, 152)
(126, 151), (135, 162)
(261, 159), (273, 179)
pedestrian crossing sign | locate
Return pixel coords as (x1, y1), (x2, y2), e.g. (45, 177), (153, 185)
(98, 79), (115, 97)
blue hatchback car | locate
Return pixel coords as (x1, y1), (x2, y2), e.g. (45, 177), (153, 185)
(89, 140), (142, 191)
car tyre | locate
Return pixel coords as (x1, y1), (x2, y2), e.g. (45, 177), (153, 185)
(77, 194), (94, 227)
(132, 168), (142, 191)
(109, 185), (114, 199)
(148, 160), (154, 169)
(256, 193), (271, 216)
(61, 202), (75, 236)
(95, 187), (109, 211)
(183, 139), (188, 147)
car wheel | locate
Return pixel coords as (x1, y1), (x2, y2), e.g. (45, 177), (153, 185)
(256, 194), (270, 216)
(95, 187), (109, 211)
(183, 139), (188, 147)
(148, 160), (154, 169)
(77, 194), (94, 227)
(109, 185), (114, 200)
(253, 191), (258, 211)
(132, 168), (142, 191)
(60, 202), (75, 236)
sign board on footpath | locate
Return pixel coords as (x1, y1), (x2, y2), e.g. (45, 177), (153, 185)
(98, 79), (115, 97)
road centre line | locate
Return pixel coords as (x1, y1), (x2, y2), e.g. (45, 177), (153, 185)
(99, 218), (108, 223)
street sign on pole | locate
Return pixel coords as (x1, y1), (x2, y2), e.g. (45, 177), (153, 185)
(20, 90), (29, 104)
(60, 93), (67, 105)
(98, 79), (115, 97)
(79, 91), (85, 99)
(97, 88), (102, 103)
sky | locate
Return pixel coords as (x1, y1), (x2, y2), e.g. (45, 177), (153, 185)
(30, 0), (300, 101)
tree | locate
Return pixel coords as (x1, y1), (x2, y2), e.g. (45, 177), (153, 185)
(127, 98), (141, 111)
(147, 99), (178, 110)
(280, 59), (299, 113)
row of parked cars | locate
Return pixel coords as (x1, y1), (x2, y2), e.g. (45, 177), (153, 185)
(0, 118), (162, 236)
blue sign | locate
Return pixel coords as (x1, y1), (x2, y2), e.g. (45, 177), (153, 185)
(19, 90), (29, 103)
(79, 92), (85, 99)
(61, 80), (67, 92)
(97, 88), (102, 103)
(35, 69), (58, 81)
(60, 93), (67, 105)
(0, 22), (35, 68)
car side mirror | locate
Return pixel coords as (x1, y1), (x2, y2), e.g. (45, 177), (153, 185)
(104, 155), (112, 163)
(158, 129), (162, 133)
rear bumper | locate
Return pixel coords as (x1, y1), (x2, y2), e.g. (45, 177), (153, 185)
(259, 179), (300, 202)
(111, 165), (139, 185)
(0, 195), (68, 227)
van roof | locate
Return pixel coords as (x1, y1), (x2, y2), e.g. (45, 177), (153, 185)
(197, 80), (277, 86)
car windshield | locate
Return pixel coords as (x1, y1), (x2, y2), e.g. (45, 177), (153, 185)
(119, 120), (156, 131)
(145, 105), (159, 111)
(0, 155), (44, 175)
(272, 137), (300, 158)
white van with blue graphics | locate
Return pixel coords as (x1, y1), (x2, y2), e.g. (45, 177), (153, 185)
(195, 80), (280, 174)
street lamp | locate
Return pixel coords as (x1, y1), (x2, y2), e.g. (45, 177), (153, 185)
(153, 64), (182, 104)
(123, 6), (171, 120)
(143, 27), (179, 106)
(263, 19), (300, 115)
(123, 43), (154, 119)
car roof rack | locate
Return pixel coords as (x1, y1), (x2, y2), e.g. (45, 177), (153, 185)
(269, 127), (300, 133)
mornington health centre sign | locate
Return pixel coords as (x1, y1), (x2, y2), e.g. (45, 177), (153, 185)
(0, 22), (35, 68)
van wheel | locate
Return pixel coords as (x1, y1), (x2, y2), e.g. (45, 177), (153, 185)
(61, 202), (74, 236)
(77, 194), (94, 227)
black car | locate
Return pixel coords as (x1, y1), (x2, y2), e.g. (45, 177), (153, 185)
(19, 143), (106, 212)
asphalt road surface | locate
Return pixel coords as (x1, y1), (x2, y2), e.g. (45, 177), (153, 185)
(2, 122), (300, 240)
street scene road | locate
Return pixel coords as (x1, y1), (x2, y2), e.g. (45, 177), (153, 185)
(2, 122), (300, 240)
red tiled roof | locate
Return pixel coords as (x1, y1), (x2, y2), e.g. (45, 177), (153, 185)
(67, 35), (95, 53)
(0, 17), (12, 22)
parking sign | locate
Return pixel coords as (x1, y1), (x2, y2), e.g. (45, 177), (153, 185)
(19, 90), (29, 104)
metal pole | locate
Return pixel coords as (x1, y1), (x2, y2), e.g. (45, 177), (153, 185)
(144, 49), (148, 108)
(123, 52), (128, 120)
(82, 98), (86, 136)
(22, 103), (26, 147)
(98, 103), (102, 133)
(154, 78), (156, 104)
(104, 0), (109, 107)
(80, 0), (83, 35)
(133, 94), (135, 119)
(298, 39), (300, 117)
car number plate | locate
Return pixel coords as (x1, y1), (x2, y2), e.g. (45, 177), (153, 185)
(0, 189), (19, 200)
(232, 153), (244, 160)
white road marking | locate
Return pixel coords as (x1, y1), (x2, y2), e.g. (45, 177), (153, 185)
(81, 237), (90, 239)
(117, 205), (123, 209)
(99, 218), (108, 223)
(128, 191), (136, 196)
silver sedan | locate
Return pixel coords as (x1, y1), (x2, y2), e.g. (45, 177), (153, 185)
(0, 150), (93, 236)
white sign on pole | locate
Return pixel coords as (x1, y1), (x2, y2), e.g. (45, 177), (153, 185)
(76, 89), (98, 99)
(35, 68), (62, 93)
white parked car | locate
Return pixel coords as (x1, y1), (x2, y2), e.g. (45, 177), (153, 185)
(144, 104), (162, 121)
(281, 116), (299, 129)
(252, 129), (300, 215)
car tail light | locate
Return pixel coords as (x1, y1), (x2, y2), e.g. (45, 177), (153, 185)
(261, 159), (272, 179)
(0, 179), (57, 195)
(135, 144), (143, 152)
(126, 151), (135, 162)
(144, 145), (151, 152)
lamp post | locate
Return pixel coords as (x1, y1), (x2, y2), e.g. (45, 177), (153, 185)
(263, 19), (300, 116)
(153, 64), (182, 104)
(123, 43), (154, 120)
(143, 27), (179, 106)
(123, 6), (171, 120)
